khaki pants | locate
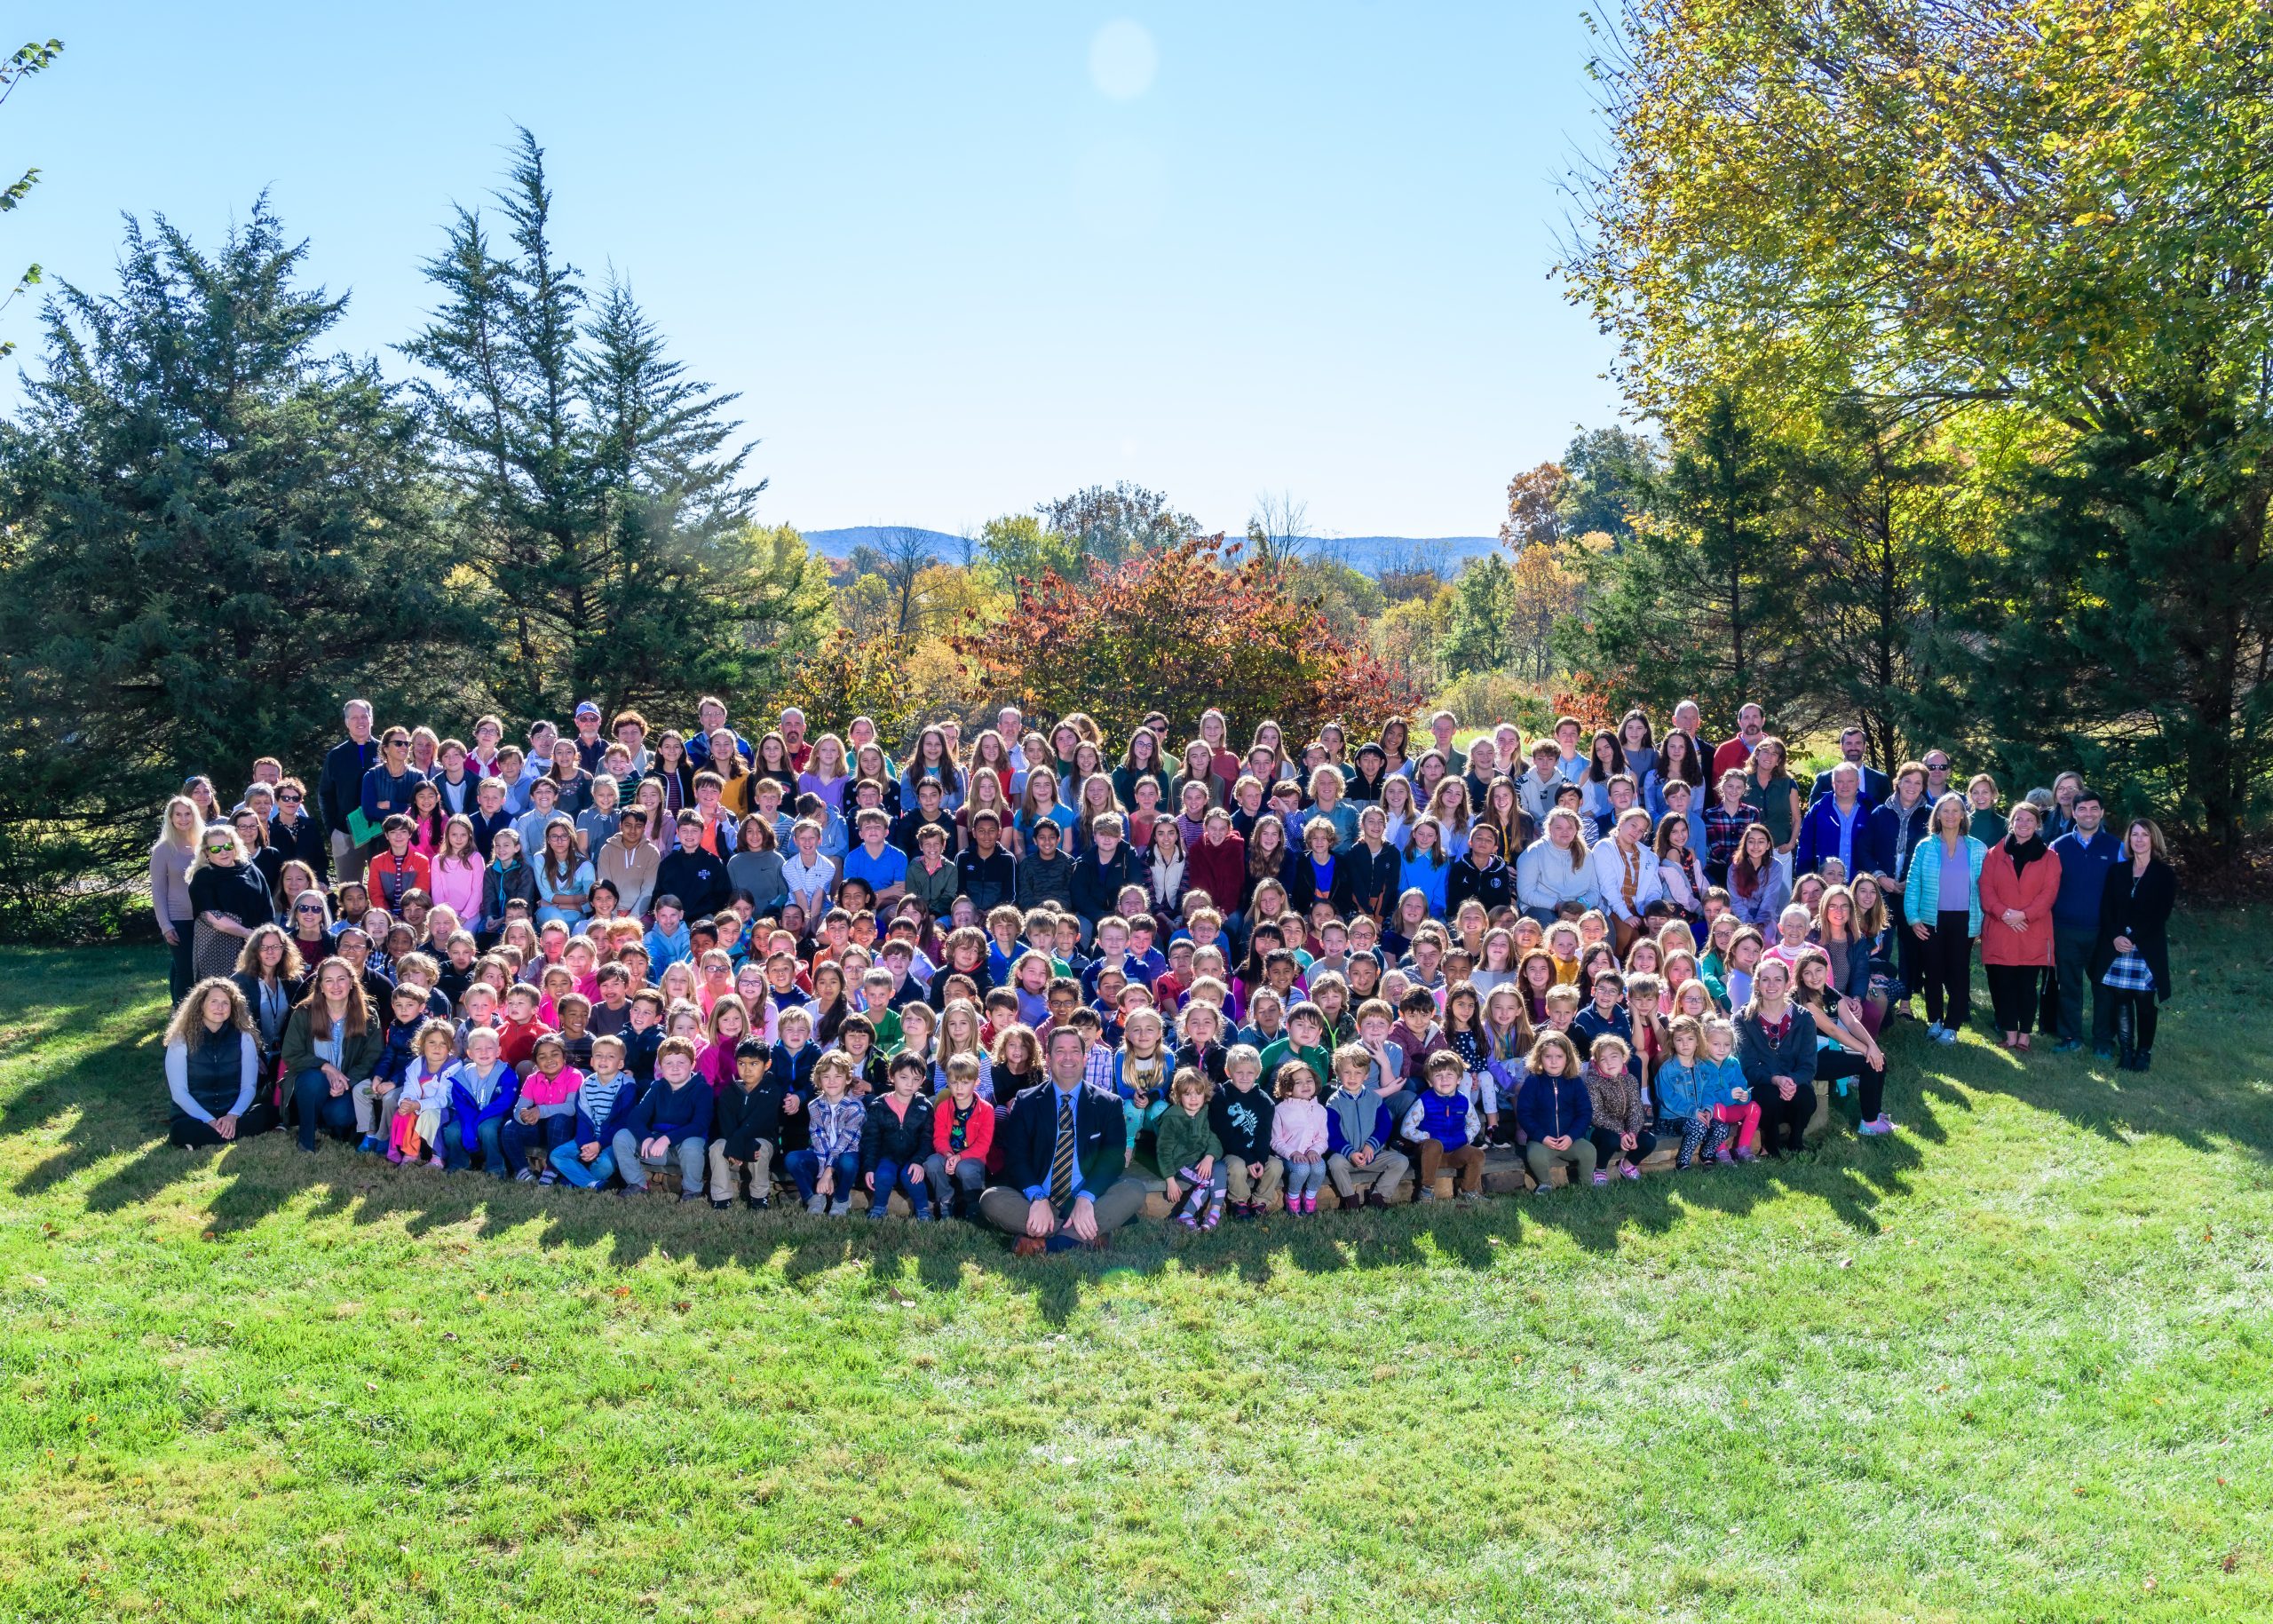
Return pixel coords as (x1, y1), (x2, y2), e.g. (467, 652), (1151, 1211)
(708, 1138), (775, 1201)
(978, 1177), (1145, 1237)
(331, 828), (368, 885)
(352, 1078), (399, 1137)
(1326, 1148), (1411, 1200)
(1414, 1137), (1485, 1193)
(1224, 1155), (1284, 1206)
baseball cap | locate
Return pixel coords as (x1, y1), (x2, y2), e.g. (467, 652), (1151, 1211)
(574, 701), (601, 720)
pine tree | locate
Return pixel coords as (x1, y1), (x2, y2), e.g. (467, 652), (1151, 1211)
(403, 131), (826, 723)
(0, 202), (478, 930)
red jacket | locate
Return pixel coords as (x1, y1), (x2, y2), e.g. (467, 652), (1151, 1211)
(1186, 829), (1247, 915)
(366, 846), (432, 910)
(931, 1094), (995, 1162)
(1979, 841), (2061, 968)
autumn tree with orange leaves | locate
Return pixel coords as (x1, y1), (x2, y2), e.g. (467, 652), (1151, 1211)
(953, 536), (1421, 743)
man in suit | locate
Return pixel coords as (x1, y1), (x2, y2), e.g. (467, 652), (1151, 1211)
(1810, 725), (1893, 807)
(979, 1026), (1144, 1253)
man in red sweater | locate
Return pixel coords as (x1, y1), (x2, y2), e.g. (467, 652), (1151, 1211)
(1711, 702), (1767, 780)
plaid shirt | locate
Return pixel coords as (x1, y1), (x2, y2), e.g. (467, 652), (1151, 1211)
(1701, 800), (1760, 877)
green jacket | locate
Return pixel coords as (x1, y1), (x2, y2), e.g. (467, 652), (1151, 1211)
(1153, 1103), (1223, 1179)
(279, 1002), (384, 1083)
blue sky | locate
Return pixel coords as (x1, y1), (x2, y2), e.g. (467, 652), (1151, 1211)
(13, 2), (1624, 539)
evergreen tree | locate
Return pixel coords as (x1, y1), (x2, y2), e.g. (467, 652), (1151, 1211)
(1557, 391), (1810, 723)
(0, 202), (477, 931)
(403, 130), (824, 723)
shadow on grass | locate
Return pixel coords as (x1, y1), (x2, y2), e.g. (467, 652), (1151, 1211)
(49, 926), (2273, 1321)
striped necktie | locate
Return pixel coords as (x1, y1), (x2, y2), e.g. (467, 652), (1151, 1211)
(1050, 1091), (1075, 1203)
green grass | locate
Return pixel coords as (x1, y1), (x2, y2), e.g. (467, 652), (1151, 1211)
(1, 918), (2269, 1623)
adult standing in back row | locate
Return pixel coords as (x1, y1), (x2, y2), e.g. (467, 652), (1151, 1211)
(2047, 789), (2121, 1055)
(317, 699), (377, 885)
(2092, 820), (2176, 1073)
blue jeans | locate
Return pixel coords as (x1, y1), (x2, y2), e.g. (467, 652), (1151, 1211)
(292, 1069), (357, 1151)
(500, 1113), (574, 1176)
(865, 1158), (930, 1219)
(549, 1139), (617, 1187)
(442, 1115), (507, 1175)
(786, 1148), (859, 1207)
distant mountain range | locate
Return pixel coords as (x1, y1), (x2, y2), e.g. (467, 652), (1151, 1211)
(801, 527), (1500, 578)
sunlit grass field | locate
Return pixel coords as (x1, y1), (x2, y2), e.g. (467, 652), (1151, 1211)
(0, 916), (2267, 1621)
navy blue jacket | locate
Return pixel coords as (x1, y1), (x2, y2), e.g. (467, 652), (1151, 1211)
(319, 736), (377, 837)
(2049, 828), (2122, 930)
(1516, 1071), (1593, 1142)
(1864, 796), (1933, 886)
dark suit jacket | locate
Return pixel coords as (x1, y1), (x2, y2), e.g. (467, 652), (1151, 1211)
(1000, 1080), (1128, 1199)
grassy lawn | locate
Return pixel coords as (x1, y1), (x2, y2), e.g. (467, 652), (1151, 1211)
(0, 918), (2267, 1622)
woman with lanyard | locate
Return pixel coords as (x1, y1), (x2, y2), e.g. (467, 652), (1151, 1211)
(1979, 800), (2060, 1052)
(1736, 955), (1818, 1159)
(2092, 819), (2176, 1073)
(187, 826), (276, 984)
(281, 957), (381, 1153)
(151, 794), (204, 1000)
(232, 923), (304, 1080)
(163, 977), (275, 1149)
(1902, 792), (1988, 1047)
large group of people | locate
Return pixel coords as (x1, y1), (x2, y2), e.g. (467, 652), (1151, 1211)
(156, 694), (2179, 1252)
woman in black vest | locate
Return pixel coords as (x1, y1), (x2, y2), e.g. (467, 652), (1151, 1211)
(164, 978), (277, 1148)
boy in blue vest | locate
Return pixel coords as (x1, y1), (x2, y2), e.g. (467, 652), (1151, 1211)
(1400, 1050), (1486, 1200)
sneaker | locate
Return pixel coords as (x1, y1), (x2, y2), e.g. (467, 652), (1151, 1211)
(805, 1194), (827, 1215)
(867, 1201), (891, 1221)
(2093, 1045), (2114, 1059)
(1924, 1022), (1946, 1041)
(1201, 1200), (1224, 1231)
(1592, 1168), (1609, 1185)
(1364, 1192), (1390, 1209)
(2052, 1039), (2081, 1054)
(1176, 1211), (1200, 1230)
(429, 1154), (446, 1168)
(1858, 1114), (1895, 1136)
(747, 1194), (769, 1211)
(1230, 1200), (1256, 1221)
(1303, 1193), (1319, 1215)
(1713, 1147), (1734, 1165)
(385, 1147), (404, 1165)
(1932, 1026), (1958, 1045)
(356, 1135), (382, 1156)
(539, 1170), (558, 1185)
(1456, 1190), (1484, 1203)
(1532, 1182), (1556, 1197)
(1620, 1161), (1641, 1180)
(614, 1184), (641, 1199)
(828, 1199), (852, 1217)
(515, 1168), (537, 1184)
(1415, 1186), (1437, 1202)
(1731, 1146), (1757, 1163)
(710, 1197), (733, 1209)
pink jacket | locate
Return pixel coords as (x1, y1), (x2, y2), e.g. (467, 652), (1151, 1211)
(428, 853), (486, 921)
(1271, 1096), (1328, 1159)
(518, 1064), (582, 1109)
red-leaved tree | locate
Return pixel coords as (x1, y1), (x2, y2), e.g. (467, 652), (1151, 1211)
(953, 536), (1421, 743)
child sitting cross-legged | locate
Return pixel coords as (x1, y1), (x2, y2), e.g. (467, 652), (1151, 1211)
(1155, 1066), (1228, 1230)
(1399, 1049), (1486, 1201)
(1269, 1059), (1329, 1215)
